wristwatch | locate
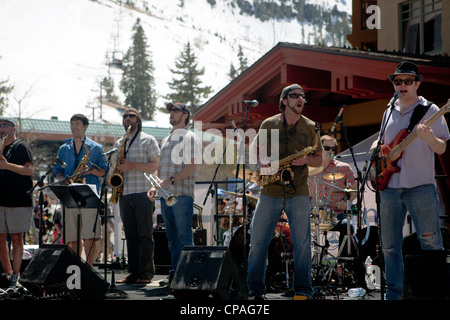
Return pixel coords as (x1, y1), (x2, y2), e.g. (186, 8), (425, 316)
(170, 176), (175, 185)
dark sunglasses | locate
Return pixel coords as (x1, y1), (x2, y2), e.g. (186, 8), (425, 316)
(392, 79), (415, 86)
(0, 123), (13, 128)
(287, 93), (305, 99)
(123, 114), (137, 119)
(323, 146), (336, 152)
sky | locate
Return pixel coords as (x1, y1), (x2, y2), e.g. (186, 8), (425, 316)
(0, 0), (351, 128)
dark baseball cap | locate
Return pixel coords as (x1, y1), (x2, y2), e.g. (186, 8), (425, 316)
(166, 102), (190, 117)
(0, 117), (15, 126)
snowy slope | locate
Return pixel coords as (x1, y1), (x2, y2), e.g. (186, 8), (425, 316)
(0, 0), (351, 128)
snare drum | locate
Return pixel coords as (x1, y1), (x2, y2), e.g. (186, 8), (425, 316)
(310, 207), (336, 231)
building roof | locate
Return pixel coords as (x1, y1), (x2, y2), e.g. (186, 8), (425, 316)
(194, 42), (450, 132)
(13, 117), (172, 140)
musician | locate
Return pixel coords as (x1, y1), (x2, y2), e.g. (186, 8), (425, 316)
(308, 135), (357, 251)
(54, 114), (108, 266)
(114, 108), (160, 284)
(370, 61), (449, 300)
(0, 117), (34, 289)
(247, 84), (323, 300)
(147, 102), (201, 287)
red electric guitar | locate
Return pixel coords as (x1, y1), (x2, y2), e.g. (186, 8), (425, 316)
(369, 100), (450, 191)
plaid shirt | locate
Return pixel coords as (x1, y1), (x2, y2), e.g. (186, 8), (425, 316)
(158, 127), (201, 199)
(308, 159), (356, 212)
(113, 131), (160, 196)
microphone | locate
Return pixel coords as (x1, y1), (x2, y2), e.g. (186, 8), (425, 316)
(88, 161), (102, 172)
(230, 119), (237, 130)
(103, 148), (118, 157)
(242, 100), (259, 107)
(388, 91), (400, 109)
(56, 157), (66, 168)
(330, 106), (345, 133)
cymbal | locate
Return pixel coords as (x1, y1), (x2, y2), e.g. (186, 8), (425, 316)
(323, 172), (345, 180)
(222, 190), (259, 203)
(332, 188), (358, 194)
(308, 166), (323, 176)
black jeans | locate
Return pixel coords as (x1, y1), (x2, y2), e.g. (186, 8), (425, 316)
(119, 192), (155, 279)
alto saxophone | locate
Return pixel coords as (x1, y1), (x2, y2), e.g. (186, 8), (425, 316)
(72, 142), (90, 184)
(109, 125), (131, 204)
(256, 134), (319, 187)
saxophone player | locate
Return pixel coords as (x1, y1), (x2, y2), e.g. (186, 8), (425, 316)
(246, 84), (323, 300)
(54, 114), (108, 266)
(114, 108), (160, 285)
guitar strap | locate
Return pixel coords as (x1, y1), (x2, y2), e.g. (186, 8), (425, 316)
(407, 101), (433, 133)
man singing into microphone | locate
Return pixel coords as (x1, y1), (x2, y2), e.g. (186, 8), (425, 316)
(54, 114), (108, 266)
(370, 61), (449, 300)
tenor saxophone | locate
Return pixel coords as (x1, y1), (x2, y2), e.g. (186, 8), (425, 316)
(109, 125), (131, 204)
(72, 142), (90, 184)
(256, 134), (318, 187)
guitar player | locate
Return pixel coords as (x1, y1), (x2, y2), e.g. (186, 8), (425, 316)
(370, 61), (450, 300)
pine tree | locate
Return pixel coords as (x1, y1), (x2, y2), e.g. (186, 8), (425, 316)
(228, 63), (237, 81)
(166, 42), (212, 115)
(237, 45), (248, 75)
(0, 78), (14, 116)
(120, 18), (156, 120)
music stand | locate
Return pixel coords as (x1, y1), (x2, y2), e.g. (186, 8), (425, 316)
(49, 184), (104, 259)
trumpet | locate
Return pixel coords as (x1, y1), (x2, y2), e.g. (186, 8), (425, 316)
(144, 173), (178, 207)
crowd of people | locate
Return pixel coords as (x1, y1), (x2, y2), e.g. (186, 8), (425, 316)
(0, 61), (448, 300)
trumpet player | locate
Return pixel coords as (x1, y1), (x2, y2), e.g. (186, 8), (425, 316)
(54, 114), (108, 266)
(114, 108), (160, 285)
(147, 102), (201, 287)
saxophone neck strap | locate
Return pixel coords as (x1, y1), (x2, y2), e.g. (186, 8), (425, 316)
(124, 130), (139, 159)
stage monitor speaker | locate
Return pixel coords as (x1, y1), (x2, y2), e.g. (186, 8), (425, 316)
(403, 250), (449, 299)
(170, 246), (247, 300)
(19, 244), (109, 299)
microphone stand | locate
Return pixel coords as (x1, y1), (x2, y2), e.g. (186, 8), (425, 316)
(27, 159), (59, 246)
(338, 114), (366, 288)
(97, 153), (127, 298)
(202, 120), (238, 245)
(234, 102), (252, 278)
(360, 97), (396, 300)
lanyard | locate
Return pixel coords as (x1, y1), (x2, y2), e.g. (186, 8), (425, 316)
(124, 131), (139, 159)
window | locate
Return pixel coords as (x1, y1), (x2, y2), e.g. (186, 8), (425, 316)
(401, 0), (442, 55)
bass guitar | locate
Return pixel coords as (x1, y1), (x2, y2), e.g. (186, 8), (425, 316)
(369, 100), (450, 191)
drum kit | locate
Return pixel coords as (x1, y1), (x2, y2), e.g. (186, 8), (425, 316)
(308, 165), (363, 288)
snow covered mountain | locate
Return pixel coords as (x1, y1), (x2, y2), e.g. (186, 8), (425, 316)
(0, 0), (352, 128)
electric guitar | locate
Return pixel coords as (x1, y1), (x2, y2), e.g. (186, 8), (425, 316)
(369, 100), (450, 191)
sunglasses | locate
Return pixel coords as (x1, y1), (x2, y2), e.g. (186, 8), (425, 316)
(287, 93), (305, 99)
(122, 114), (137, 119)
(392, 79), (416, 86)
(323, 146), (336, 152)
(0, 123), (13, 128)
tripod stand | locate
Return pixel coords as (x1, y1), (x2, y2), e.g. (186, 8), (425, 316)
(311, 207), (343, 288)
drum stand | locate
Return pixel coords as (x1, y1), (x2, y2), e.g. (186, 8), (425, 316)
(336, 194), (359, 260)
(311, 208), (343, 287)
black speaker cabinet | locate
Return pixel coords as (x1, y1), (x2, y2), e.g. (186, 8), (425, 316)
(19, 244), (109, 299)
(403, 250), (449, 299)
(154, 230), (171, 268)
(170, 246), (247, 300)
